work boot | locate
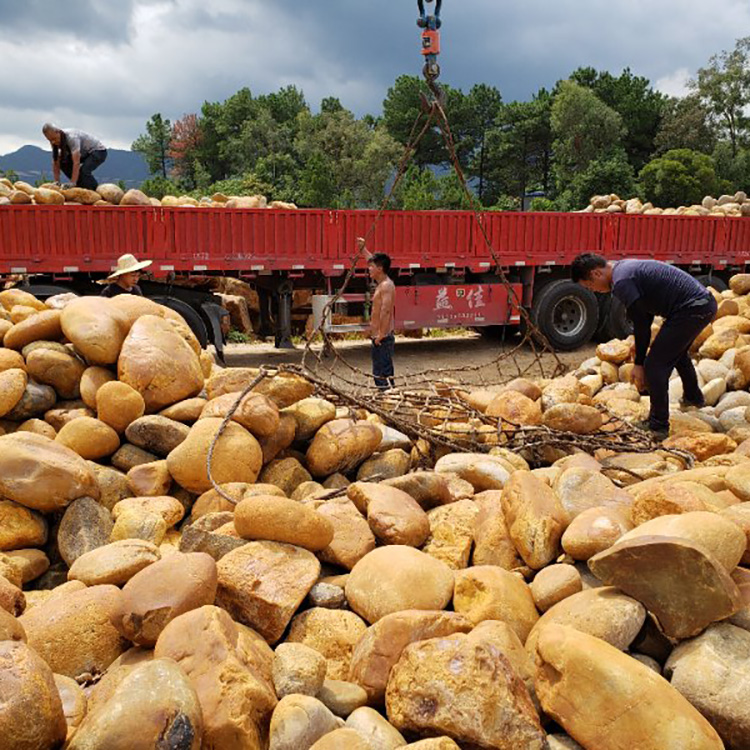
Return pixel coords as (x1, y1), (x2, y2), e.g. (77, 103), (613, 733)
(633, 420), (669, 443)
(680, 395), (706, 410)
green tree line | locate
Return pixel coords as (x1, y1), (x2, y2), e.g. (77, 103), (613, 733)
(132, 36), (750, 211)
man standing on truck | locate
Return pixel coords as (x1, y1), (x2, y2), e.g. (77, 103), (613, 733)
(358, 238), (396, 389)
(42, 123), (108, 191)
(571, 253), (717, 440)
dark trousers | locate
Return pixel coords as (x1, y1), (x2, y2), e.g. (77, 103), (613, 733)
(371, 334), (395, 389)
(645, 297), (717, 430)
(61, 149), (108, 190)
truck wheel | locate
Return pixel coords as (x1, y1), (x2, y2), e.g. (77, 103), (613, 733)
(695, 274), (728, 292)
(150, 295), (209, 349)
(594, 294), (632, 342)
(21, 284), (76, 300)
(530, 280), (598, 351)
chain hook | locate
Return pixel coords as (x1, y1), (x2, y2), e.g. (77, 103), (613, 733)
(417, 0), (442, 85)
(417, 0), (442, 27)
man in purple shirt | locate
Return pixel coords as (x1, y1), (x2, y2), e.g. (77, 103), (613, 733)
(572, 253), (717, 439)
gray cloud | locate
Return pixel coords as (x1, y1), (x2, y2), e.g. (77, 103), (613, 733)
(1, 0), (749, 153)
(0, 0), (139, 42)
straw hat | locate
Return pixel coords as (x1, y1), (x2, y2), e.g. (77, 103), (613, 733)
(102, 254), (152, 282)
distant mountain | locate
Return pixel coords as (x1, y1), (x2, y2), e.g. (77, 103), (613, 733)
(0, 145), (149, 188)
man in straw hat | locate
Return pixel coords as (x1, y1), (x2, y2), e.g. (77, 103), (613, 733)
(100, 254), (152, 297)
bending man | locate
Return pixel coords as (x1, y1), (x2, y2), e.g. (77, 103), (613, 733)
(42, 123), (108, 190)
(572, 254), (717, 439)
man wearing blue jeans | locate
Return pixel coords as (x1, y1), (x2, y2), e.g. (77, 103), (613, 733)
(358, 239), (396, 389)
(572, 254), (717, 440)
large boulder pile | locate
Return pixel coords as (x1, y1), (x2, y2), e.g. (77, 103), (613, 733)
(4, 280), (750, 748)
(0, 177), (297, 210)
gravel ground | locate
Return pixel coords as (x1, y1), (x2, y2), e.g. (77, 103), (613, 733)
(224, 333), (598, 386)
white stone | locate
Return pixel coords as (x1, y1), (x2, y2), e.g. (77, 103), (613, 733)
(719, 349), (737, 370)
(697, 360), (729, 384)
(377, 425), (413, 452)
(720, 406), (750, 432)
(716, 391), (750, 417)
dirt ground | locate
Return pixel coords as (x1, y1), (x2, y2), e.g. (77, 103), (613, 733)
(224, 332), (598, 385)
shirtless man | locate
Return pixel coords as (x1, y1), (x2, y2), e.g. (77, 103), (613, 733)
(358, 238), (396, 388)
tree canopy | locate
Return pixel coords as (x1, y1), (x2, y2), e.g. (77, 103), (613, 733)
(639, 149), (721, 207)
(551, 80), (625, 185)
(570, 67), (665, 171)
(131, 113), (172, 178)
(654, 95), (715, 155)
(690, 37), (750, 156)
(131, 36), (750, 211)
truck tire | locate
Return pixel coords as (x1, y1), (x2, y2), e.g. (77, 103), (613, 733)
(695, 274), (728, 292)
(150, 295), (209, 349)
(21, 284), (76, 300)
(594, 294), (632, 342)
(530, 280), (598, 351)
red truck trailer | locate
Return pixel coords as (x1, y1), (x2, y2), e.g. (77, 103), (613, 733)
(1, 204), (747, 357)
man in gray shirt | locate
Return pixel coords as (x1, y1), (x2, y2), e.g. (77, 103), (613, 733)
(572, 253), (717, 439)
(42, 123), (108, 190)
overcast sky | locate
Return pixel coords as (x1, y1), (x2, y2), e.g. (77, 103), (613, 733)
(1, 0), (749, 154)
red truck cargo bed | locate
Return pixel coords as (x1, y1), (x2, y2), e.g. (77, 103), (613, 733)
(0, 205), (746, 275)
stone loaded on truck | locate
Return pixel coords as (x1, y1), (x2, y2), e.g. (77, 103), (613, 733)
(2, 194), (750, 352)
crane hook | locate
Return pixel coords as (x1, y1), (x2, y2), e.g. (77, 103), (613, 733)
(417, 0), (442, 83)
(417, 0), (443, 107)
(417, 0), (442, 28)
